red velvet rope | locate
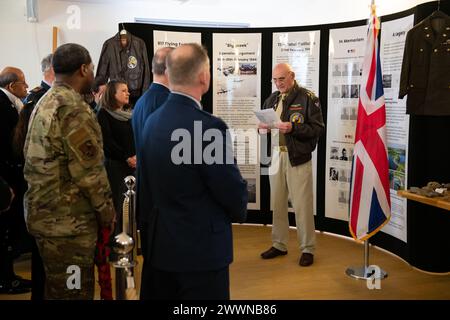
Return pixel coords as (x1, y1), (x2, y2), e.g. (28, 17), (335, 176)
(95, 227), (113, 300)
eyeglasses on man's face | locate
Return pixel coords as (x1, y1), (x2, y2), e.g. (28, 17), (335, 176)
(272, 77), (287, 83)
(12, 81), (28, 86)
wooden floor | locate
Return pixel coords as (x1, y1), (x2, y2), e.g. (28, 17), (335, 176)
(230, 225), (450, 299)
(2, 224), (450, 300)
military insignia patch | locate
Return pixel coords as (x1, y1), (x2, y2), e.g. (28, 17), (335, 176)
(67, 127), (99, 164)
(78, 140), (98, 160)
(290, 112), (304, 124)
(128, 56), (137, 69)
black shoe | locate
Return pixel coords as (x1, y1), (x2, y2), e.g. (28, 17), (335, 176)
(261, 247), (287, 259)
(299, 253), (314, 266)
(0, 280), (31, 294)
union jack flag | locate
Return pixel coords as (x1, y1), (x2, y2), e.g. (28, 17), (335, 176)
(349, 6), (391, 241)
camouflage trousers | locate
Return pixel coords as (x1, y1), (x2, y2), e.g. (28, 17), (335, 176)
(35, 233), (97, 300)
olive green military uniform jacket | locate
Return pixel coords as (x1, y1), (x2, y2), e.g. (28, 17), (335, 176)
(399, 14), (450, 115)
(24, 82), (115, 238)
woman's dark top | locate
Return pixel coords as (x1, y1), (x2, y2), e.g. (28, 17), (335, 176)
(97, 107), (135, 161)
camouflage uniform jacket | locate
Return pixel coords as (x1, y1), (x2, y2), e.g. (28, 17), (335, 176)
(23, 82), (115, 238)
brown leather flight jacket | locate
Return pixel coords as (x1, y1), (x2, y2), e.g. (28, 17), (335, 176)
(399, 14), (450, 115)
(96, 32), (150, 99)
(262, 82), (325, 166)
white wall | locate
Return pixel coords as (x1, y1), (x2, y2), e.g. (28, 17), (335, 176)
(0, 0), (434, 88)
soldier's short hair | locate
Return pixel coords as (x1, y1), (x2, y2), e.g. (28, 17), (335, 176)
(167, 43), (209, 86)
(41, 54), (53, 73)
(52, 43), (92, 76)
(152, 47), (174, 76)
(0, 71), (19, 88)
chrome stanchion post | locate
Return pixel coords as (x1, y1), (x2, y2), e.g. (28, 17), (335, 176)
(124, 176), (138, 260)
(113, 232), (135, 300)
(112, 176), (137, 300)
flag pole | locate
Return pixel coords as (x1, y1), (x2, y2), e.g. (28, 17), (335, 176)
(345, 0), (388, 282)
(345, 240), (387, 280)
(364, 239), (368, 270)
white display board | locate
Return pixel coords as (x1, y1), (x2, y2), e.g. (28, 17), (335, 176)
(379, 14), (414, 242)
(212, 33), (262, 210)
(153, 30), (201, 52)
(325, 25), (367, 221)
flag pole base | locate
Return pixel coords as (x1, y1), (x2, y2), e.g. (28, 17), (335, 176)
(345, 266), (387, 280)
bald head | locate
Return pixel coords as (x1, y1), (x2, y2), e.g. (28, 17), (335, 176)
(167, 43), (210, 87)
(152, 47), (174, 76)
(0, 67), (24, 87)
(272, 63), (295, 94)
(273, 63), (293, 74)
(0, 66), (28, 99)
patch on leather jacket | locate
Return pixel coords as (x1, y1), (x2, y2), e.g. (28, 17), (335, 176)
(290, 112), (304, 124)
(289, 104), (303, 110)
(128, 56), (137, 69)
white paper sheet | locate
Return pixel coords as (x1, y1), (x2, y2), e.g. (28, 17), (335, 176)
(253, 109), (279, 128)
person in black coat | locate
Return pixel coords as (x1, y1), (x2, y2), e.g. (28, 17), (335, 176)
(140, 44), (248, 300)
(0, 67), (32, 294)
(15, 54), (55, 300)
(97, 80), (136, 238)
(131, 47), (173, 299)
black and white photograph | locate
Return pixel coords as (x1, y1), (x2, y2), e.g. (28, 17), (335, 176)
(349, 107), (357, 120)
(339, 148), (349, 161)
(330, 146), (339, 160)
(338, 169), (350, 182)
(383, 73), (392, 88)
(340, 106), (350, 120)
(350, 84), (359, 98)
(341, 85), (350, 98)
(329, 167), (339, 181)
(338, 190), (349, 204)
(331, 85), (341, 98)
(352, 62), (361, 76)
(342, 63), (350, 76)
(332, 63), (342, 77)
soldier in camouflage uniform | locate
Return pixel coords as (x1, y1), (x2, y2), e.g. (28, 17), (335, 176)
(23, 43), (115, 300)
